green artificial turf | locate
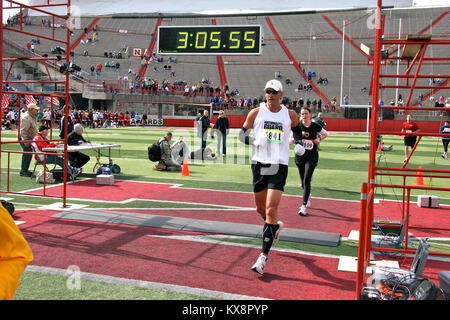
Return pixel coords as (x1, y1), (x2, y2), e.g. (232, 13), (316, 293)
(3, 126), (449, 300)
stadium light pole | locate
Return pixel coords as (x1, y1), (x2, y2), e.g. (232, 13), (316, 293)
(395, 18), (401, 107)
(340, 20), (345, 106)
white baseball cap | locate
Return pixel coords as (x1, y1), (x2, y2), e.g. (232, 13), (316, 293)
(264, 79), (283, 92)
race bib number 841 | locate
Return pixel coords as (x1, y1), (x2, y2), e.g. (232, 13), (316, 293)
(266, 129), (283, 143)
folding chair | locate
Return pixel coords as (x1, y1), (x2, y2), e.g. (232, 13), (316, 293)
(31, 157), (56, 179)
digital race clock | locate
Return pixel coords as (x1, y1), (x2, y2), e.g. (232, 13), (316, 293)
(157, 25), (262, 55)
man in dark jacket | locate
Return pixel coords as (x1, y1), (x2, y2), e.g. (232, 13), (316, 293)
(200, 110), (210, 150)
(59, 105), (74, 139)
(214, 110), (229, 156)
(67, 123), (90, 170)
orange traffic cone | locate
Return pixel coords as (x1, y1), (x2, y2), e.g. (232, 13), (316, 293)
(376, 143), (383, 152)
(181, 157), (190, 177)
(414, 166), (424, 186)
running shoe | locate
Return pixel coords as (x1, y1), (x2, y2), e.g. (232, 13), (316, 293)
(306, 196), (311, 208)
(72, 168), (81, 178)
(298, 204), (307, 216)
(251, 254), (267, 275)
(272, 221), (284, 247)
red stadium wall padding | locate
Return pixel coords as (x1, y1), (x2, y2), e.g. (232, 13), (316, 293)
(160, 116), (444, 134)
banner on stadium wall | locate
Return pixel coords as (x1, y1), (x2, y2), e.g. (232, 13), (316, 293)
(148, 119), (163, 125)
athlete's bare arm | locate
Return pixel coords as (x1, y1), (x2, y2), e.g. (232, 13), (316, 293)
(239, 108), (260, 145)
(288, 109), (299, 128)
(242, 107), (260, 130)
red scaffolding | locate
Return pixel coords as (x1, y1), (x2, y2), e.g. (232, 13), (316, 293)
(355, 0), (450, 299)
(1, 0), (72, 207)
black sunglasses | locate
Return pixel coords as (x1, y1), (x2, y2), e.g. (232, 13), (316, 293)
(265, 89), (279, 95)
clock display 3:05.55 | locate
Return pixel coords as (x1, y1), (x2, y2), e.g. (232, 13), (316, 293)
(157, 25), (262, 55)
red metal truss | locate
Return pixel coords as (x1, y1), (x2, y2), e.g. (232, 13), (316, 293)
(1, 0), (72, 207)
(355, 0), (450, 300)
(137, 17), (163, 80)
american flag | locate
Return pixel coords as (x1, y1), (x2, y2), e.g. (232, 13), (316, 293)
(46, 96), (60, 106)
(2, 94), (10, 109)
(25, 94), (37, 106)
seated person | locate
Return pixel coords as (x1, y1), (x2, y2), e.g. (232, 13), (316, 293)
(31, 125), (80, 177)
(190, 147), (217, 161)
(171, 137), (190, 165)
(153, 132), (181, 172)
(67, 124), (91, 170)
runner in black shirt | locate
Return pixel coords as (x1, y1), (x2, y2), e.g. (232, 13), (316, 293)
(292, 107), (328, 216)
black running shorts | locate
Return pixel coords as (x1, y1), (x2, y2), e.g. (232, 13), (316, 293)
(404, 136), (417, 147)
(251, 162), (288, 193)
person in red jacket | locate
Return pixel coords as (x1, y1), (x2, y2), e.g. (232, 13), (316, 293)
(401, 114), (420, 162)
(31, 125), (80, 177)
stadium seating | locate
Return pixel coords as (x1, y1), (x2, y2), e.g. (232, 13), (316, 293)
(3, 6), (449, 113)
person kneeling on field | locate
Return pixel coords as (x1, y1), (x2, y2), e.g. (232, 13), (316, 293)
(154, 132), (182, 171)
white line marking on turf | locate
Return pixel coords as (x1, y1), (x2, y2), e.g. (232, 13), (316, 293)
(25, 265), (269, 300)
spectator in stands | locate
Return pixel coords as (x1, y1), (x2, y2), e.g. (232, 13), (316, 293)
(19, 103), (39, 177)
(418, 94), (424, 107)
(401, 114), (420, 162)
(343, 94), (349, 105)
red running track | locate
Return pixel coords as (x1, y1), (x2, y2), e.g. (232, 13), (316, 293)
(15, 207), (449, 300)
(18, 180), (450, 299)
(28, 179), (450, 238)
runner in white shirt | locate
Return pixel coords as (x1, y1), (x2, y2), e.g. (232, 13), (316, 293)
(239, 79), (299, 275)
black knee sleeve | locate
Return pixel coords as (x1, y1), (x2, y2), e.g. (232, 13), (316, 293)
(262, 223), (279, 255)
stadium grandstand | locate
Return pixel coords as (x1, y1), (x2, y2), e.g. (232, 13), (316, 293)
(2, 0), (449, 131)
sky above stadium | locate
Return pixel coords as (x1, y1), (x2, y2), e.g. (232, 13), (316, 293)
(2, 0), (449, 22)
